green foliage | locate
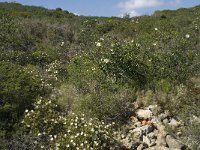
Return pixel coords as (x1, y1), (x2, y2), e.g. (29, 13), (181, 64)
(19, 97), (116, 150)
(0, 61), (42, 134)
(0, 2), (200, 149)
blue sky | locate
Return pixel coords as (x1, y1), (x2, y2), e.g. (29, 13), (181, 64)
(1, 0), (200, 17)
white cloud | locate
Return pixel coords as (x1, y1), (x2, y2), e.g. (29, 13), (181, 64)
(129, 10), (140, 16)
(117, 0), (182, 17)
(119, 10), (140, 17)
(118, 0), (163, 11)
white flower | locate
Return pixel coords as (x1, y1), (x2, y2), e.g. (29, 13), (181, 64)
(96, 42), (101, 47)
(136, 43), (140, 47)
(154, 28), (158, 31)
(100, 38), (104, 41)
(153, 42), (157, 46)
(94, 141), (99, 146)
(66, 144), (70, 148)
(38, 133), (41, 136)
(50, 137), (54, 141)
(91, 128), (95, 132)
(103, 59), (110, 63)
(25, 109), (28, 113)
(41, 145), (44, 149)
(185, 34), (190, 38)
(60, 41), (65, 46)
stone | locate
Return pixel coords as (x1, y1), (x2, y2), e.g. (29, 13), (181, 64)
(143, 135), (151, 147)
(151, 116), (161, 124)
(147, 105), (158, 111)
(166, 135), (185, 149)
(163, 118), (169, 124)
(136, 109), (153, 119)
(133, 101), (143, 109)
(150, 139), (156, 147)
(134, 121), (142, 127)
(142, 120), (148, 125)
(158, 113), (168, 121)
(130, 116), (139, 123)
(168, 118), (180, 128)
(144, 146), (179, 150)
(137, 144), (144, 150)
(156, 133), (167, 147)
(133, 125), (154, 135)
(177, 132), (182, 136)
(147, 132), (156, 139)
(153, 123), (167, 136)
(130, 127), (143, 138)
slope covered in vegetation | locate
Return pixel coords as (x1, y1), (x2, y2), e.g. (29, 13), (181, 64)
(0, 2), (200, 149)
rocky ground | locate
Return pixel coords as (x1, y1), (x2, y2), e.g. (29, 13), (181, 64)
(115, 103), (188, 150)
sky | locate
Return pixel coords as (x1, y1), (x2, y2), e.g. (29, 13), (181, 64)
(0, 0), (200, 17)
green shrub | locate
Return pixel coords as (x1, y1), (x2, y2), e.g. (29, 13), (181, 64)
(0, 61), (42, 134)
(20, 96), (116, 150)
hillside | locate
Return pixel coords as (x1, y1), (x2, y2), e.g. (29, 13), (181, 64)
(0, 2), (200, 150)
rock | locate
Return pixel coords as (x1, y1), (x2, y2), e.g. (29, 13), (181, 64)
(141, 120), (152, 126)
(153, 123), (167, 136)
(147, 131), (156, 139)
(137, 144), (144, 150)
(143, 135), (151, 147)
(130, 127), (143, 138)
(168, 118), (180, 128)
(130, 116), (139, 123)
(158, 113), (168, 121)
(177, 131), (182, 136)
(136, 109), (153, 119)
(133, 101), (143, 109)
(134, 121), (142, 127)
(150, 139), (156, 146)
(144, 146), (179, 150)
(121, 134), (126, 139)
(166, 135), (185, 149)
(133, 125), (154, 135)
(151, 116), (161, 124)
(156, 133), (167, 147)
(163, 118), (169, 124)
(147, 105), (158, 111)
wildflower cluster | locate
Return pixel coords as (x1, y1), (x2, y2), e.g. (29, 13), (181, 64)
(21, 97), (115, 150)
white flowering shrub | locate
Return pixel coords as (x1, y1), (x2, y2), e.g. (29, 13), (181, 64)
(20, 96), (116, 149)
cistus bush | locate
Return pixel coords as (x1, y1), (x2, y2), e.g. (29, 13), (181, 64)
(19, 96), (117, 150)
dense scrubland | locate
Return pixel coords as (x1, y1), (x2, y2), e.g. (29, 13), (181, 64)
(0, 2), (200, 150)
